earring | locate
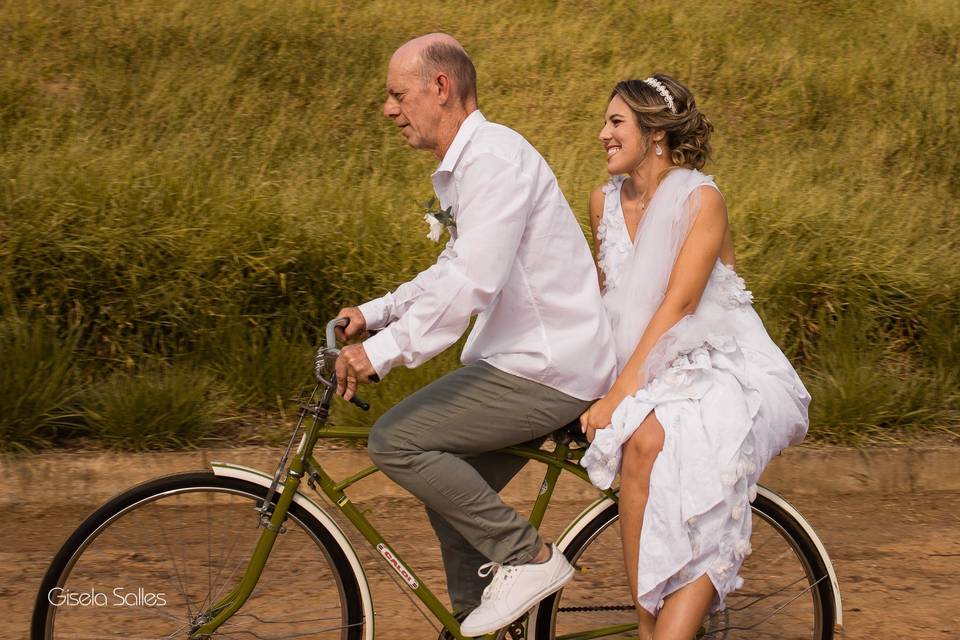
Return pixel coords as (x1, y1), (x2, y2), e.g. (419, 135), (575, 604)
(655, 142), (663, 157)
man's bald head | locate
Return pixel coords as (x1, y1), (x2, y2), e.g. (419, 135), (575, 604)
(383, 33), (478, 158)
(391, 33), (477, 107)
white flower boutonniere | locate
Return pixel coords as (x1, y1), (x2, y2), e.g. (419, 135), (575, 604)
(422, 197), (456, 242)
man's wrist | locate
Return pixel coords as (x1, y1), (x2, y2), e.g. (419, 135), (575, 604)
(357, 298), (389, 331)
(361, 328), (402, 380)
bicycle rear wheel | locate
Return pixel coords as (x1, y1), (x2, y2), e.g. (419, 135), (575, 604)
(534, 491), (836, 639)
(32, 471), (367, 639)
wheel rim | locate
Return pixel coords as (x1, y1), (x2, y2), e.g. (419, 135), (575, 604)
(40, 481), (360, 639)
(545, 503), (828, 639)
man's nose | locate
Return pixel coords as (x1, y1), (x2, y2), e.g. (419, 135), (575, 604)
(383, 99), (398, 118)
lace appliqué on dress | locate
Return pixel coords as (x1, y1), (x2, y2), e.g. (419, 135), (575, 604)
(597, 177), (631, 292)
(712, 264), (754, 309)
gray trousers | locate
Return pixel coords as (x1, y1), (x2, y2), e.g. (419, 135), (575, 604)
(367, 362), (590, 613)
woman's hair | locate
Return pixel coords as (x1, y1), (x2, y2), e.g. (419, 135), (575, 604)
(611, 75), (713, 170)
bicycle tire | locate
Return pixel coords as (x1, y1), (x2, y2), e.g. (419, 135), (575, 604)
(533, 492), (836, 640)
(31, 471), (368, 640)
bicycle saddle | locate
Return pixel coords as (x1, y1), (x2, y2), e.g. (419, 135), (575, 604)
(553, 419), (589, 447)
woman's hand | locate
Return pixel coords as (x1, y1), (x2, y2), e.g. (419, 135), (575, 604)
(580, 389), (629, 443)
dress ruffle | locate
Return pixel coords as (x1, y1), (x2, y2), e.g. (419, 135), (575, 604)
(596, 176), (631, 292)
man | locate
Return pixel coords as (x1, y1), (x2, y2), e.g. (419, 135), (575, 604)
(334, 33), (616, 637)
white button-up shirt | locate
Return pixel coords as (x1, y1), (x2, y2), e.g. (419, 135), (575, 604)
(359, 111), (616, 400)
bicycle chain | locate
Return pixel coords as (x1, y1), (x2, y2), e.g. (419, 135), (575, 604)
(557, 604), (635, 612)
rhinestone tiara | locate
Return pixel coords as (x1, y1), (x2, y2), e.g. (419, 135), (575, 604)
(643, 77), (677, 114)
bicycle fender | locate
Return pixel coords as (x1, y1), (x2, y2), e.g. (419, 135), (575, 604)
(210, 461), (375, 640)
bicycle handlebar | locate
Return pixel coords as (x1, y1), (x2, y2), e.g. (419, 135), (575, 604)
(326, 317), (348, 350)
(318, 317), (371, 411)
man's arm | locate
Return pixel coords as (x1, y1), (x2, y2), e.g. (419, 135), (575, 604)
(361, 152), (535, 379)
(354, 239), (457, 331)
(336, 241), (455, 343)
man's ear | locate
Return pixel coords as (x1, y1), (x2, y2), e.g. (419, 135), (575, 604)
(435, 72), (452, 105)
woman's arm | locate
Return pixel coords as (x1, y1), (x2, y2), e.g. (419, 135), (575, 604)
(588, 185), (606, 292)
(581, 186), (729, 437)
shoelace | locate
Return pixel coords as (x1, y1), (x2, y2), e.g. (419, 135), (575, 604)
(476, 561), (519, 601)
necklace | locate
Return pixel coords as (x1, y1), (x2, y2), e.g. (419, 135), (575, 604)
(624, 183), (648, 217)
(620, 181), (649, 244)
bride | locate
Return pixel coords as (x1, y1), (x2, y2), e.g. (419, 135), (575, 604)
(579, 75), (810, 639)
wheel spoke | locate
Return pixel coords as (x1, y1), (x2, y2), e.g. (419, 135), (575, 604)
(151, 499), (195, 623)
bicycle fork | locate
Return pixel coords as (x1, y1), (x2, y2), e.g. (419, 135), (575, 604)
(188, 460), (306, 638)
(189, 386), (331, 638)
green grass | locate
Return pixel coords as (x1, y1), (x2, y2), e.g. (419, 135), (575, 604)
(195, 323), (314, 409)
(0, 0), (957, 449)
(82, 367), (223, 451)
(0, 317), (83, 451)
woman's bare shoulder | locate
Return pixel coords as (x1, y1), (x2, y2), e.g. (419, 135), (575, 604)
(694, 183), (728, 226)
(589, 184), (606, 222)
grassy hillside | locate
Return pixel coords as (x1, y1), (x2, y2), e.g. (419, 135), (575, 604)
(1, 0), (957, 449)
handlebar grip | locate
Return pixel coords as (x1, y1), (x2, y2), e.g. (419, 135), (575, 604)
(349, 396), (370, 411)
(326, 317), (349, 349)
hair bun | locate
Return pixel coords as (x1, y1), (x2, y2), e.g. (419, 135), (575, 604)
(669, 102), (713, 171)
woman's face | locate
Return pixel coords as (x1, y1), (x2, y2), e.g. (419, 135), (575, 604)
(599, 94), (648, 175)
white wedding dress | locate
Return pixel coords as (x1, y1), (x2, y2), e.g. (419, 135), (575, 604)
(581, 168), (810, 615)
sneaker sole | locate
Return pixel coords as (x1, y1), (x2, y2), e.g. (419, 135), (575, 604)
(459, 563), (575, 637)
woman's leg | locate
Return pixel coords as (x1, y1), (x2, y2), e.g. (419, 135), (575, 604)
(618, 411), (665, 640)
(652, 574), (716, 640)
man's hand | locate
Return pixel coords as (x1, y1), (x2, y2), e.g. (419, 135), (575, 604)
(334, 307), (368, 342)
(335, 343), (376, 401)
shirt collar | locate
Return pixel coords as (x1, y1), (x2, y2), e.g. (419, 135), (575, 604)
(434, 110), (486, 176)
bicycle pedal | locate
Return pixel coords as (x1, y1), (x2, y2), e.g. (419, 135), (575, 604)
(506, 618), (526, 639)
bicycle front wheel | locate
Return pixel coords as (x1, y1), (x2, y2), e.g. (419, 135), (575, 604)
(534, 491), (836, 639)
(32, 471), (368, 639)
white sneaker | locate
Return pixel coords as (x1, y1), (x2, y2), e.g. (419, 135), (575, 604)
(459, 544), (574, 637)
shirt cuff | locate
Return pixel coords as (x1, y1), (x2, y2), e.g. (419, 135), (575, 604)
(357, 298), (390, 331)
(362, 328), (403, 379)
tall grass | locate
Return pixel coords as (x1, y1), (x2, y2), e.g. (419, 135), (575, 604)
(0, 317), (83, 451)
(196, 323), (314, 409)
(83, 367), (222, 450)
(0, 0), (957, 448)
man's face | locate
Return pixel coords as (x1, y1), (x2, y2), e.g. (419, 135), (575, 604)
(383, 56), (440, 152)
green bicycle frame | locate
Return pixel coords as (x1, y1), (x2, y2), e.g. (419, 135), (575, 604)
(190, 381), (620, 640)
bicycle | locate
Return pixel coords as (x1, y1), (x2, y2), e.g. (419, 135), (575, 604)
(32, 318), (843, 639)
